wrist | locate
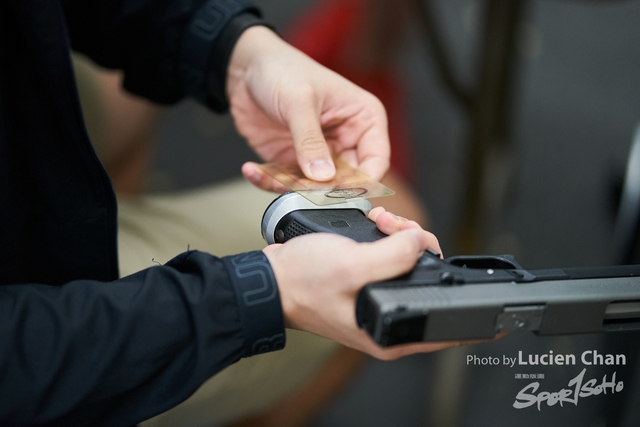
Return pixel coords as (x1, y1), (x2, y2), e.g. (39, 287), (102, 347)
(261, 247), (296, 330)
(206, 14), (272, 110)
(226, 26), (286, 100)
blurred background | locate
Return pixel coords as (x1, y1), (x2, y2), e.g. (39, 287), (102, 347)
(122, 0), (640, 425)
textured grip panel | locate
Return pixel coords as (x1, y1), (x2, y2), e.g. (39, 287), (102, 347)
(283, 220), (314, 240)
(275, 209), (386, 243)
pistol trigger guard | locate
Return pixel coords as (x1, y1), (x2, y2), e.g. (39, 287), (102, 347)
(445, 254), (524, 270)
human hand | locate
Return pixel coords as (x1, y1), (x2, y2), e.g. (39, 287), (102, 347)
(226, 26), (390, 192)
(263, 208), (478, 360)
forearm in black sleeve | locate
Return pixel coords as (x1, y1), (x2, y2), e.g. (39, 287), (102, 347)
(62, 0), (267, 109)
(0, 250), (284, 427)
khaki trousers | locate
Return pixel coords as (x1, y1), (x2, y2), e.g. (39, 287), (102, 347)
(117, 179), (339, 427)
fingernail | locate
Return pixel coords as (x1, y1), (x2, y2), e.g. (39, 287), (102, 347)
(308, 159), (335, 181)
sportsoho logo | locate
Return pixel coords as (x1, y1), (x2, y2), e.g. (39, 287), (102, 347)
(512, 350), (626, 410)
(467, 350), (627, 411)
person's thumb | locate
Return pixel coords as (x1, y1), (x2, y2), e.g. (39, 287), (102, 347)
(288, 100), (336, 181)
(357, 229), (428, 285)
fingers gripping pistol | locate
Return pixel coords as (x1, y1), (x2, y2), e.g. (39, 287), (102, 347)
(262, 192), (640, 347)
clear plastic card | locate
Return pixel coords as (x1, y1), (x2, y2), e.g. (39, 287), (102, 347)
(258, 158), (395, 206)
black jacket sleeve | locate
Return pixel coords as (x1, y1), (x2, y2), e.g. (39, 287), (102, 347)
(62, 0), (267, 111)
(0, 250), (285, 427)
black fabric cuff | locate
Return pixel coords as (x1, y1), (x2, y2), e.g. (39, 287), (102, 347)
(178, 0), (265, 111)
(221, 251), (286, 357)
(205, 13), (272, 111)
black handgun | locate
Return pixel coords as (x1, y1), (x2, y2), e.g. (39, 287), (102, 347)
(262, 192), (640, 347)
